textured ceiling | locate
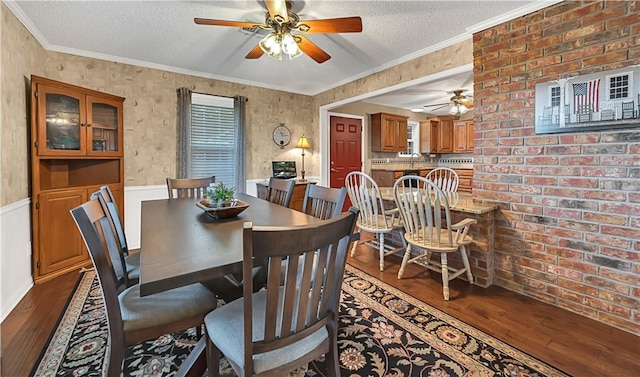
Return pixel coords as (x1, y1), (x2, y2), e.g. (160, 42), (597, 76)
(7, 0), (555, 112)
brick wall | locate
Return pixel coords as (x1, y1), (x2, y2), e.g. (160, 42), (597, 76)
(472, 0), (640, 335)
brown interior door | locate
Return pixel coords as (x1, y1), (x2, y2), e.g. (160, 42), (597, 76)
(329, 115), (362, 211)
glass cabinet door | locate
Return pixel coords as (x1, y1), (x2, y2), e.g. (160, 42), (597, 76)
(87, 95), (122, 155)
(38, 85), (86, 155)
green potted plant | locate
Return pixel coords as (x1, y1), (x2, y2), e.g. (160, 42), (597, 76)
(205, 181), (235, 207)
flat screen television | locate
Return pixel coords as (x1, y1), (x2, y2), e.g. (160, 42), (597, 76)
(272, 161), (297, 179)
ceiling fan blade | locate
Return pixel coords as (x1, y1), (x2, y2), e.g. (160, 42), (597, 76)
(297, 17), (363, 33)
(296, 35), (331, 63)
(265, 0), (288, 23)
(194, 18), (264, 29)
(245, 45), (264, 59)
(423, 102), (449, 108)
(430, 104), (450, 111)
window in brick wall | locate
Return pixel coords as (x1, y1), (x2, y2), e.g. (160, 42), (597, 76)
(607, 72), (632, 100)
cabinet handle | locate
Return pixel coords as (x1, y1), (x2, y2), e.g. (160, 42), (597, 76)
(86, 123), (92, 127)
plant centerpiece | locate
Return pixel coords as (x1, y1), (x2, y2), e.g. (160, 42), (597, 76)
(205, 181), (235, 208)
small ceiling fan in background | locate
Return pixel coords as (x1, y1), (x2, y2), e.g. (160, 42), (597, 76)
(194, 0), (362, 63)
(417, 90), (474, 115)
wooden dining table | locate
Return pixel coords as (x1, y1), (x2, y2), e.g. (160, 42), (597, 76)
(138, 193), (321, 296)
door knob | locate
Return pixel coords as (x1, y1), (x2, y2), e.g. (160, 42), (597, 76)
(330, 167), (338, 172)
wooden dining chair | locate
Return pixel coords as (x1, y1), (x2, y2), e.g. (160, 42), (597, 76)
(266, 177), (295, 207)
(393, 176), (476, 300)
(166, 176), (215, 199)
(345, 171), (406, 271)
(93, 186), (139, 287)
(204, 208), (359, 377)
(426, 167), (459, 192)
(70, 197), (218, 377)
(301, 184), (347, 220)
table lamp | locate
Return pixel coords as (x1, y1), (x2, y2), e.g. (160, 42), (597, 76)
(296, 135), (310, 181)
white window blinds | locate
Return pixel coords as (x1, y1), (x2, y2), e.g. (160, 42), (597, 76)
(191, 94), (236, 186)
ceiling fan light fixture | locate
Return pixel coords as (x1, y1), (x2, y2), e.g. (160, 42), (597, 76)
(449, 103), (468, 116)
(260, 31), (302, 60)
(410, 107), (425, 113)
(259, 33), (282, 55)
(282, 33), (300, 56)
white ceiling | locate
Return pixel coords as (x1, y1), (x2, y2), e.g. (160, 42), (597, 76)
(7, 0), (555, 113)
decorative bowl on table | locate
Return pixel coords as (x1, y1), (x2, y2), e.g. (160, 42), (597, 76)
(196, 199), (249, 219)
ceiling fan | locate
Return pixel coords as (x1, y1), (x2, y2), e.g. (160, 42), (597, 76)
(194, 0), (362, 63)
(418, 90), (474, 115)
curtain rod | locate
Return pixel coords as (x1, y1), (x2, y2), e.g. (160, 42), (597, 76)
(189, 90), (248, 102)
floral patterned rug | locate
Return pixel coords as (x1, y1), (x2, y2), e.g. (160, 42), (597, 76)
(31, 266), (568, 377)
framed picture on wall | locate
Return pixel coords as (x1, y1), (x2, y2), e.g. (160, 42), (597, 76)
(535, 66), (640, 134)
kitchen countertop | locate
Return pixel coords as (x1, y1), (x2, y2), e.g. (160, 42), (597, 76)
(370, 165), (473, 171)
(377, 187), (497, 215)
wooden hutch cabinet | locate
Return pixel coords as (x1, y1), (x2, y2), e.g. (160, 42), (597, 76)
(371, 112), (408, 152)
(30, 76), (125, 284)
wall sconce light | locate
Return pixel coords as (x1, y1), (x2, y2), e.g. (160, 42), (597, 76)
(296, 135), (310, 181)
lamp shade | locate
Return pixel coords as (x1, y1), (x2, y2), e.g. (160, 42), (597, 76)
(296, 136), (310, 149)
(449, 103), (469, 116)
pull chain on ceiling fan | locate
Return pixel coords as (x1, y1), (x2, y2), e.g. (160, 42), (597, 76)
(194, 0), (362, 63)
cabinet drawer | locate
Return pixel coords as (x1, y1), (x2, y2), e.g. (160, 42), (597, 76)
(455, 169), (473, 193)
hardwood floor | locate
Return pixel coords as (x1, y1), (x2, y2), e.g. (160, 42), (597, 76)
(2, 244), (639, 377)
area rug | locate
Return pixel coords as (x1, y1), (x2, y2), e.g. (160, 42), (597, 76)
(31, 266), (568, 377)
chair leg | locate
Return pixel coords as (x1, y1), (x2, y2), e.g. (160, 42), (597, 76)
(325, 327), (341, 377)
(460, 245), (474, 284)
(378, 233), (385, 271)
(206, 335), (221, 377)
(350, 228), (361, 257)
(397, 244), (412, 279)
(441, 253), (450, 301)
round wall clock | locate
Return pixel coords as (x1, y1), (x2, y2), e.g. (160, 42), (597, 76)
(273, 124), (291, 148)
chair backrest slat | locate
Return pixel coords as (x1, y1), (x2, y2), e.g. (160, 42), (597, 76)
(345, 172), (392, 229)
(426, 167), (459, 192)
(166, 176), (215, 199)
(98, 185), (129, 256)
(267, 177), (295, 207)
(241, 208), (359, 374)
(302, 184), (347, 220)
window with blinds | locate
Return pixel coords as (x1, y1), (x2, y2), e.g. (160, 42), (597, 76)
(191, 93), (236, 186)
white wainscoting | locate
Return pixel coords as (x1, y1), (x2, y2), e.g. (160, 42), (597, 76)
(1, 198), (34, 322)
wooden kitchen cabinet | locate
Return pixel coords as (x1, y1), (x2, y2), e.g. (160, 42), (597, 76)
(420, 120), (438, 154)
(437, 117), (454, 153)
(455, 169), (474, 192)
(370, 170), (404, 187)
(371, 113), (408, 152)
(454, 120), (474, 153)
(30, 76), (125, 284)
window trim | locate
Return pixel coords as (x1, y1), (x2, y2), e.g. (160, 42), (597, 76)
(398, 120), (420, 157)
